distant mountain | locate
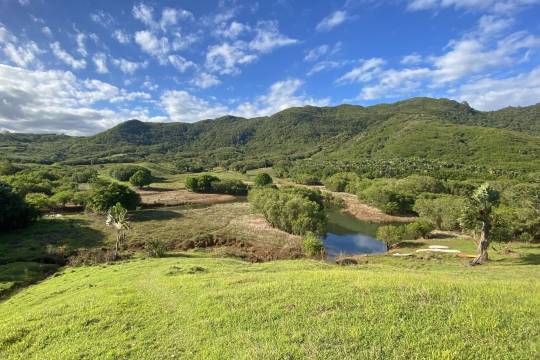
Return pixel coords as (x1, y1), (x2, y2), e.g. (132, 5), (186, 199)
(1, 97), (540, 171)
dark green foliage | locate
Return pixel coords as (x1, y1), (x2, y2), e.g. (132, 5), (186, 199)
(129, 170), (153, 188)
(24, 193), (52, 212)
(210, 179), (248, 196)
(146, 239), (167, 258)
(248, 187), (327, 235)
(360, 185), (415, 215)
(0, 160), (21, 176)
(184, 175), (220, 193)
(0, 182), (38, 230)
(404, 220), (435, 239)
(292, 174), (321, 186)
(70, 168), (98, 183)
(376, 225), (404, 249)
(50, 190), (75, 208)
(254, 173), (273, 187)
(109, 165), (150, 182)
(85, 181), (140, 213)
(302, 232), (324, 257)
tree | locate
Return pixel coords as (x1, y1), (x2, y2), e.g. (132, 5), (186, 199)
(50, 190), (74, 209)
(106, 203), (130, 260)
(129, 170), (152, 188)
(461, 183), (500, 265)
(25, 193), (52, 212)
(254, 172), (273, 187)
(376, 225), (404, 249)
(0, 181), (38, 230)
(86, 180), (140, 213)
(302, 232), (324, 257)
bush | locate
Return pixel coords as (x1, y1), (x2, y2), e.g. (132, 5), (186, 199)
(109, 165), (150, 181)
(146, 239), (167, 258)
(71, 168), (98, 183)
(413, 195), (467, 230)
(360, 185), (415, 215)
(302, 232), (324, 257)
(184, 174), (219, 193)
(323, 172), (360, 193)
(0, 181), (38, 230)
(86, 180), (140, 213)
(50, 190), (74, 208)
(376, 225), (404, 249)
(0, 160), (21, 176)
(25, 193), (52, 212)
(254, 172), (273, 187)
(292, 174), (321, 186)
(248, 187), (327, 235)
(210, 179), (248, 195)
(404, 220), (434, 239)
(129, 170), (153, 188)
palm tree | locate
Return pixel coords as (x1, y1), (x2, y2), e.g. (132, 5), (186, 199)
(106, 202), (130, 260)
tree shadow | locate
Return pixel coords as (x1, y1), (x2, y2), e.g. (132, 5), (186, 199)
(429, 232), (458, 239)
(517, 253), (540, 265)
(396, 241), (426, 249)
(129, 209), (183, 222)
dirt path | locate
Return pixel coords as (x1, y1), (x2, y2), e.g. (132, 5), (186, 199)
(338, 193), (416, 223)
(136, 188), (238, 207)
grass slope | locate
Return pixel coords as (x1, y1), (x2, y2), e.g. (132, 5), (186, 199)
(1, 256), (539, 359)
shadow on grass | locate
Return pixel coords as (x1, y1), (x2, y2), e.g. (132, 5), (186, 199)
(397, 241), (426, 249)
(130, 209), (183, 222)
(518, 253), (540, 265)
(429, 232), (457, 239)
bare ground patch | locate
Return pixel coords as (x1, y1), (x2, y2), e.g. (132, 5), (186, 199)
(339, 193), (416, 223)
(136, 188), (238, 207)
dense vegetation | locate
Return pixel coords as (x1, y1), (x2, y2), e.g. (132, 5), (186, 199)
(0, 181), (38, 230)
(185, 174), (248, 195)
(248, 187), (327, 235)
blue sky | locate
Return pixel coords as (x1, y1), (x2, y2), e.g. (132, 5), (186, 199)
(1, 0), (539, 134)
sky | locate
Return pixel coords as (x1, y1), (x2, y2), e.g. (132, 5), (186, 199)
(0, 0), (540, 135)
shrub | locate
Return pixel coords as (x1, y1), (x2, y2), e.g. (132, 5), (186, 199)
(376, 225), (404, 249)
(109, 165), (150, 181)
(413, 195), (467, 230)
(71, 168), (98, 183)
(50, 190), (74, 208)
(360, 186), (415, 215)
(0, 181), (38, 230)
(292, 173), (321, 186)
(248, 187), (327, 235)
(129, 170), (153, 188)
(404, 220), (434, 239)
(323, 172), (360, 193)
(86, 180), (140, 213)
(0, 160), (21, 176)
(184, 174), (219, 192)
(146, 239), (167, 258)
(302, 232), (324, 257)
(254, 172), (273, 187)
(25, 193), (52, 212)
(210, 179), (248, 195)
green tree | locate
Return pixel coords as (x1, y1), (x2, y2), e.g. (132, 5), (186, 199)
(302, 232), (324, 257)
(461, 183), (500, 265)
(254, 172), (273, 187)
(50, 190), (74, 209)
(129, 170), (152, 188)
(106, 203), (130, 260)
(25, 193), (52, 212)
(86, 181), (140, 213)
(413, 195), (467, 230)
(376, 225), (404, 249)
(0, 181), (38, 230)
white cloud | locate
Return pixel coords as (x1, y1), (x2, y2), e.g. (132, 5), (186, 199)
(249, 20), (298, 53)
(111, 58), (148, 74)
(134, 30), (170, 63)
(316, 10), (348, 32)
(168, 54), (196, 72)
(206, 41), (257, 75)
(132, 3), (155, 28)
(456, 66), (540, 110)
(41, 26), (53, 38)
(307, 60), (347, 76)
(336, 58), (386, 84)
(0, 24), (43, 68)
(92, 53), (108, 74)
(50, 42), (86, 69)
(215, 21), (250, 39)
(161, 79), (329, 122)
(90, 10), (115, 27)
(171, 32), (198, 51)
(133, 3), (193, 31)
(113, 30), (130, 44)
(407, 0), (540, 13)
(401, 53), (422, 65)
(305, 45), (329, 62)
(190, 72), (221, 88)
(159, 8), (193, 30)
(358, 67), (432, 100)
(0, 64), (149, 135)
(75, 33), (87, 57)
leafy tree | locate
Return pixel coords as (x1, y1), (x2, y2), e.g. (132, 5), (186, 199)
(25, 193), (52, 212)
(0, 181), (38, 230)
(210, 179), (248, 195)
(404, 220), (434, 239)
(185, 174), (219, 192)
(86, 180), (140, 213)
(254, 172), (273, 187)
(106, 203), (130, 260)
(460, 183), (500, 265)
(129, 170), (152, 188)
(302, 232), (324, 257)
(323, 172), (360, 192)
(50, 190), (74, 209)
(413, 195), (467, 230)
(376, 225), (404, 249)
(109, 165), (150, 181)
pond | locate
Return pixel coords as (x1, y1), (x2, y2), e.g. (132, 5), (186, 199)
(323, 209), (390, 259)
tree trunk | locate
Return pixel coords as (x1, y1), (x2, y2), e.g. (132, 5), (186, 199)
(470, 221), (490, 266)
(113, 231), (121, 260)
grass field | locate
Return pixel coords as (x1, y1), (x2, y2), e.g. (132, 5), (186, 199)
(0, 254), (539, 359)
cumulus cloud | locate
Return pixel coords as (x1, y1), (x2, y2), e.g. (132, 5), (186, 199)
(161, 78), (329, 122)
(92, 53), (108, 74)
(132, 2), (193, 31)
(90, 10), (115, 27)
(316, 10), (348, 32)
(111, 57), (148, 74)
(50, 42), (86, 69)
(401, 53), (422, 65)
(113, 29), (130, 44)
(190, 72), (221, 88)
(168, 54), (196, 72)
(336, 58), (386, 84)
(407, 0), (540, 12)
(0, 24), (43, 68)
(206, 41), (257, 75)
(304, 45), (329, 62)
(0, 64), (151, 135)
(215, 21), (250, 39)
(134, 30), (170, 63)
(248, 20), (298, 53)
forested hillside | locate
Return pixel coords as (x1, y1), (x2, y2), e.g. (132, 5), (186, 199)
(2, 97), (540, 172)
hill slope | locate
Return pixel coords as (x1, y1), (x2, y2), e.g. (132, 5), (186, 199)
(0, 257), (539, 359)
(1, 97), (540, 170)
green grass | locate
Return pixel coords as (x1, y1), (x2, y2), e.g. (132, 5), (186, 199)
(0, 255), (539, 359)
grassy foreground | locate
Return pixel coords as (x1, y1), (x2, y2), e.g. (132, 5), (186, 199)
(1, 256), (539, 359)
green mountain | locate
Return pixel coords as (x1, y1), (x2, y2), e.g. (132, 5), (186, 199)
(1, 97), (540, 171)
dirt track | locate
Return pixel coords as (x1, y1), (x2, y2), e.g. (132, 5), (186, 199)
(137, 188), (238, 207)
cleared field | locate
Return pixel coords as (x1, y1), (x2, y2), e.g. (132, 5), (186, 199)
(0, 256), (539, 359)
